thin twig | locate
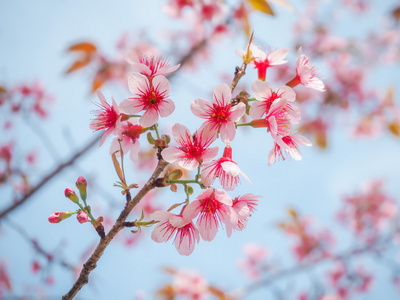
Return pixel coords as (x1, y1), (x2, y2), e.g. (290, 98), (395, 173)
(0, 135), (101, 220)
(62, 158), (168, 300)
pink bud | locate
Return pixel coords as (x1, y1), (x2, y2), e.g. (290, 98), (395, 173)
(48, 211), (73, 223)
(64, 188), (79, 203)
(75, 176), (87, 201)
(77, 211), (88, 224)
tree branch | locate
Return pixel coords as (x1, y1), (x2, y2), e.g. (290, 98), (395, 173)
(0, 135), (101, 220)
(62, 157), (168, 300)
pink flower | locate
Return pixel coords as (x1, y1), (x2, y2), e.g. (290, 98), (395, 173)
(264, 99), (300, 145)
(150, 206), (200, 256)
(201, 145), (250, 191)
(172, 270), (209, 299)
(77, 211), (88, 224)
(120, 73), (175, 127)
(250, 80), (296, 119)
(237, 243), (268, 279)
(191, 84), (245, 143)
(231, 193), (260, 232)
(109, 119), (146, 162)
(187, 188), (237, 241)
(126, 54), (180, 77)
(236, 44), (288, 81)
(161, 123), (219, 170)
(268, 134), (312, 165)
(90, 91), (122, 146)
(287, 48), (325, 92)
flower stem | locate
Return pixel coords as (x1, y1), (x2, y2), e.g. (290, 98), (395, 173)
(153, 123), (161, 139)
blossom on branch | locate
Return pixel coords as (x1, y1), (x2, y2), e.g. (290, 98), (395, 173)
(201, 145), (250, 191)
(120, 73), (174, 127)
(151, 206), (200, 256)
(126, 53), (180, 77)
(191, 83), (245, 144)
(90, 91), (122, 146)
(236, 43), (288, 81)
(188, 188), (237, 241)
(161, 123), (218, 170)
(268, 134), (312, 165)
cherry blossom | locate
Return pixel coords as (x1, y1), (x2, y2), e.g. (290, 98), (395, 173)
(287, 48), (325, 92)
(250, 80), (296, 119)
(150, 206), (200, 256)
(90, 91), (122, 146)
(187, 188), (237, 241)
(126, 53), (180, 77)
(109, 119), (146, 162)
(172, 269), (209, 299)
(201, 145), (250, 191)
(77, 211), (88, 224)
(161, 123), (218, 170)
(237, 243), (268, 279)
(231, 193), (260, 232)
(236, 43), (288, 81)
(120, 73), (174, 127)
(268, 134), (312, 165)
(191, 83), (245, 144)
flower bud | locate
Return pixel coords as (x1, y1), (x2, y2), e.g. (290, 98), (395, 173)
(75, 176), (87, 201)
(48, 211), (73, 223)
(64, 188), (79, 203)
(77, 211), (88, 224)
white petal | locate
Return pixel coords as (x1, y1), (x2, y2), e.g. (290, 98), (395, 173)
(220, 121), (236, 144)
(229, 102), (246, 122)
(158, 98), (175, 117)
(276, 86), (296, 102)
(191, 98), (211, 119)
(268, 48), (289, 65)
(152, 75), (170, 95)
(128, 73), (148, 95)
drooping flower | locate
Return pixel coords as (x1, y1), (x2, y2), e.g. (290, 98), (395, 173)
(250, 80), (296, 119)
(201, 145), (250, 191)
(109, 119), (146, 162)
(90, 91), (122, 146)
(161, 123), (218, 170)
(286, 48), (325, 92)
(236, 43), (288, 81)
(231, 193), (261, 232)
(265, 99), (300, 144)
(191, 83), (245, 144)
(150, 206), (200, 256)
(268, 134), (312, 165)
(120, 73), (175, 127)
(126, 53), (180, 77)
(187, 188), (237, 241)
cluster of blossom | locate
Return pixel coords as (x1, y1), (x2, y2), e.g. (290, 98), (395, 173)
(237, 243), (271, 279)
(86, 39), (326, 255)
(279, 209), (334, 261)
(337, 179), (398, 243)
(289, 0), (400, 142)
(0, 80), (53, 121)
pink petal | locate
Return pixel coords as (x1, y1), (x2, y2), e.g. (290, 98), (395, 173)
(220, 161), (240, 177)
(139, 108), (159, 127)
(276, 86), (296, 102)
(130, 63), (151, 76)
(251, 80), (273, 101)
(292, 135), (312, 147)
(249, 102), (267, 119)
(96, 90), (107, 105)
(200, 161), (217, 187)
(158, 98), (175, 117)
(202, 146), (219, 162)
(99, 127), (113, 147)
(128, 73), (148, 95)
(171, 123), (191, 144)
(152, 75), (170, 95)
(129, 141), (140, 162)
(191, 98), (211, 119)
(268, 48), (289, 65)
(215, 188), (232, 206)
(161, 147), (186, 164)
(119, 98), (143, 114)
(212, 84), (231, 106)
(229, 102), (246, 122)
(220, 121), (236, 144)
(197, 217), (218, 242)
